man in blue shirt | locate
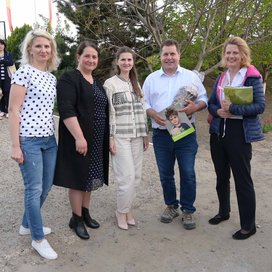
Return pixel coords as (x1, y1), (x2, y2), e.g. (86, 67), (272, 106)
(143, 39), (207, 229)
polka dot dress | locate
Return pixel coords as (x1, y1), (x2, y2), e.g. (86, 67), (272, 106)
(86, 80), (108, 191)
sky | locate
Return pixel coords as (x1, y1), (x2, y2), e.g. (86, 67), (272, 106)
(0, 0), (72, 39)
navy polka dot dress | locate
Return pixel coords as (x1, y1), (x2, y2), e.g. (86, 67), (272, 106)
(86, 80), (108, 191)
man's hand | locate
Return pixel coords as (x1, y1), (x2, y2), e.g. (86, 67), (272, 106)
(180, 100), (198, 116)
(146, 108), (166, 126)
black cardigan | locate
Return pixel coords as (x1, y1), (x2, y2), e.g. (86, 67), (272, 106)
(54, 69), (109, 190)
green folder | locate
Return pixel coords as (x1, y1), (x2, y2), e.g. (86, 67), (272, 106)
(224, 86), (253, 105)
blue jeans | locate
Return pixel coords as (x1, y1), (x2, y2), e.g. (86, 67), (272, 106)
(19, 135), (57, 240)
(153, 129), (198, 213)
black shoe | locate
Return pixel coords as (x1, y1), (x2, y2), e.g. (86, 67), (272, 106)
(232, 227), (256, 240)
(82, 207), (100, 229)
(208, 214), (230, 225)
(69, 213), (90, 239)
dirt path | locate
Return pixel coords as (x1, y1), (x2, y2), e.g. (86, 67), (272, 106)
(0, 98), (271, 272)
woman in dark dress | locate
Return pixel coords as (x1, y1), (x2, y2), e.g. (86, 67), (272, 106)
(54, 41), (109, 240)
(0, 39), (14, 119)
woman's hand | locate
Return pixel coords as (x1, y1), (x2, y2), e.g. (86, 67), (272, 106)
(217, 108), (233, 118)
(221, 100), (231, 111)
(110, 137), (117, 155)
(143, 136), (149, 151)
(75, 137), (88, 156)
(63, 117), (88, 156)
(11, 146), (24, 164)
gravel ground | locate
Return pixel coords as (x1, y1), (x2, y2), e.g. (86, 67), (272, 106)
(0, 96), (271, 272)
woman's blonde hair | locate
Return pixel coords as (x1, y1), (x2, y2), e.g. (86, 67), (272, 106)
(20, 29), (60, 71)
(221, 36), (251, 68)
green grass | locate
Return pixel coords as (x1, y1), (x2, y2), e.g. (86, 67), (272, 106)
(263, 116), (272, 133)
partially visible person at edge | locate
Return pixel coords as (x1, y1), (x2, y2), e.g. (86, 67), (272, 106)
(54, 41), (109, 240)
(8, 30), (60, 260)
(103, 46), (149, 230)
(0, 39), (14, 119)
(207, 36), (265, 240)
(142, 39), (208, 230)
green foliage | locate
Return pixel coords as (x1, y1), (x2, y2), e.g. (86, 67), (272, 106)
(54, 0), (272, 87)
(55, 0), (158, 80)
(263, 116), (272, 133)
(6, 25), (32, 65)
(5, 17), (77, 82)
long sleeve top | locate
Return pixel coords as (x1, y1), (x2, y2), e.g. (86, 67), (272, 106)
(104, 75), (148, 138)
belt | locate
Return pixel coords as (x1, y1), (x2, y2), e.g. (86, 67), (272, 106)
(153, 128), (167, 131)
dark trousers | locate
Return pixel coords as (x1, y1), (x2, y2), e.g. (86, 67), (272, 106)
(0, 78), (11, 113)
(210, 119), (255, 231)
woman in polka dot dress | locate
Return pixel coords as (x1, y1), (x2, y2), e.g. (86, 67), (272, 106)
(8, 30), (60, 260)
(54, 41), (109, 240)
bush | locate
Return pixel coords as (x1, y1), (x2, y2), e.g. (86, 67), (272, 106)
(263, 116), (272, 133)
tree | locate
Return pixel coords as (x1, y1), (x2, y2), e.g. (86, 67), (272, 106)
(249, 0), (272, 93)
(55, 0), (272, 89)
(6, 25), (32, 65)
(55, 0), (159, 80)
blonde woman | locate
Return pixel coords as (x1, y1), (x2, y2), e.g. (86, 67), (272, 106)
(208, 36), (265, 239)
(8, 30), (60, 259)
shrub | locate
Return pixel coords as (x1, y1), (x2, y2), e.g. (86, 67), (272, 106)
(263, 116), (272, 133)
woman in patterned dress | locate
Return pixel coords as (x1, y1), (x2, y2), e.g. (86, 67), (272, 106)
(54, 41), (109, 240)
(8, 30), (60, 260)
(104, 46), (149, 230)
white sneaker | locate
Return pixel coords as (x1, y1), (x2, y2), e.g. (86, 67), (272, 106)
(31, 239), (58, 260)
(5, 113), (8, 118)
(0, 112), (5, 117)
(19, 225), (51, 236)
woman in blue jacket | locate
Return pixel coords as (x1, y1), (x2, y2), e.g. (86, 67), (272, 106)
(208, 36), (265, 240)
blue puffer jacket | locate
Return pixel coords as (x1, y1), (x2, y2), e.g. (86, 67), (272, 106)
(208, 65), (265, 143)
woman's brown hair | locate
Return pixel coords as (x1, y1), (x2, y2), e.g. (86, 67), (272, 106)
(115, 46), (142, 97)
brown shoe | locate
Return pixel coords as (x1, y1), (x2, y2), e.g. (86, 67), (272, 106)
(160, 205), (179, 223)
(182, 211), (196, 230)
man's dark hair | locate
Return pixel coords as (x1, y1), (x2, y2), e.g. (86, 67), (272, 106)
(160, 39), (180, 54)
